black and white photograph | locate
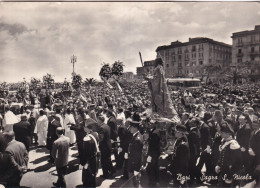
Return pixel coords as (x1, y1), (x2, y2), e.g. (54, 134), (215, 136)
(0, 1), (260, 188)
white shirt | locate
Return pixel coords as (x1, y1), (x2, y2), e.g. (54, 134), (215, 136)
(64, 114), (76, 132)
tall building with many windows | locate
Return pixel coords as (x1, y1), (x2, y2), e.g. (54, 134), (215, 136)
(155, 37), (232, 82)
(231, 25), (260, 81)
(136, 60), (155, 80)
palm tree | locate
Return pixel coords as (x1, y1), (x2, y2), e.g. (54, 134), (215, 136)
(85, 78), (96, 87)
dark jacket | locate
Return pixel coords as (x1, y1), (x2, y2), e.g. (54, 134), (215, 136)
(217, 139), (241, 180)
(188, 127), (201, 157)
(200, 122), (212, 150)
(47, 116), (61, 150)
(250, 129), (260, 165)
(107, 116), (118, 141)
(118, 125), (132, 152)
(98, 123), (112, 152)
(128, 132), (143, 172)
(81, 132), (99, 175)
(13, 120), (32, 151)
(236, 124), (252, 150)
(172, 137), (190, 176)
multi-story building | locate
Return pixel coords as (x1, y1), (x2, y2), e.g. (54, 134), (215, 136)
(155, 37), (232, 82)
(136, 60), (155, 80)
(231, 25), (260, 81)
(122, 72), (134, 81)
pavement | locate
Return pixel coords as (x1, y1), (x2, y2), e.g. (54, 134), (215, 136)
(20, 144), (256, 188)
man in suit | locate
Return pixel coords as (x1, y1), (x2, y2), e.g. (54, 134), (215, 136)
(215, 122), (241, 187)
(13, 114), (32, 151)
(51, 127), (70, 187)
(97, 115), (114, 178)
(47, 111), (61, 163)
(4, 131), (28, 186)
(80, 123), (99, 188)
(70, 107), (86, 160)
(249, 118), (260, 187)
(187, 118), (201, 186)
(236, 115), (253, 176)
(125, 121), (143, 187)
(170, 124), (190, 187)
(118, 110), (133, 179)
(146, 123), (161, 187)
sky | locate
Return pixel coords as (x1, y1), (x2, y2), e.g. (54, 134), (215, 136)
(0, 2), (260, 83)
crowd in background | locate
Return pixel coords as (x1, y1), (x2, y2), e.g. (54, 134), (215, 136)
(0, 81), (260, 187)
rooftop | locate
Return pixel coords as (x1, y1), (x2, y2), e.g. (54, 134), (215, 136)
(156, 37), (231, 52)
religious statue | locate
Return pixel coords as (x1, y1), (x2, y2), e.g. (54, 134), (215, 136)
(147, 58), (179, 119)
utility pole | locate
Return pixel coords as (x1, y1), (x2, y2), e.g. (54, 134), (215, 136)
(71, 55), (77, 74)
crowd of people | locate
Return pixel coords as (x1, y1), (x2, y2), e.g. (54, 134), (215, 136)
(0, 76), (260, 187)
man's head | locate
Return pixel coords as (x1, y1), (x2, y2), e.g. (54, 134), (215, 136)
(129, 121), (140, 134)
(175, 124), (188, 139)
(3, 131), (15, 144)
(220, 122), (234, 139)
(56, 127), (64, 136)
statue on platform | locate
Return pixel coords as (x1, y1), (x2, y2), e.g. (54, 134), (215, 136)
(147, 58), (179, 120)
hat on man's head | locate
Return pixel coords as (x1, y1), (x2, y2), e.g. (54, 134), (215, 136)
(176, 124), (188, 134)
(130, 120), (140, 129)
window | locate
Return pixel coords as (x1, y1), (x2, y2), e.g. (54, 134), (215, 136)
(251, 56), (255, 61)
(237, 58), (242, 63)
(191, 62), (196, 66)
(238, 38), (243, 44)
(199, 61), (203, 65)
(192, 53), (196, 59)
(166, 64), (169, 68)
(172, 56), (176, 62)
(178, 55), (182, 60)
(209, 59), (212, 64)
(185, 61), (189, 66)
(251, 35), (256, 42)
(192, 45), (196, 52)
(238, 49), (242, 53)
(251, 47), (255, 52)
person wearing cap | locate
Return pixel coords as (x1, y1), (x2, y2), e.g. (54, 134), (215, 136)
(169, 124), (190, 187)
(215, 122), (241, 187)
(80, 123), (99, 188)
(126, 121), (143, 187)
(51, 127), (70, 187)
(13, 114), (32, 152)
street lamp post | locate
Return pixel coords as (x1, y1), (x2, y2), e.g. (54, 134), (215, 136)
(71, 55), (77, 74)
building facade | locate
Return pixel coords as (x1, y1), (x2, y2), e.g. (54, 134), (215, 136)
(122, 72), (134, 81)
(136, 60), (155, 80)
(155, 37), (232, 82)
(231, 25), (260, 81)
